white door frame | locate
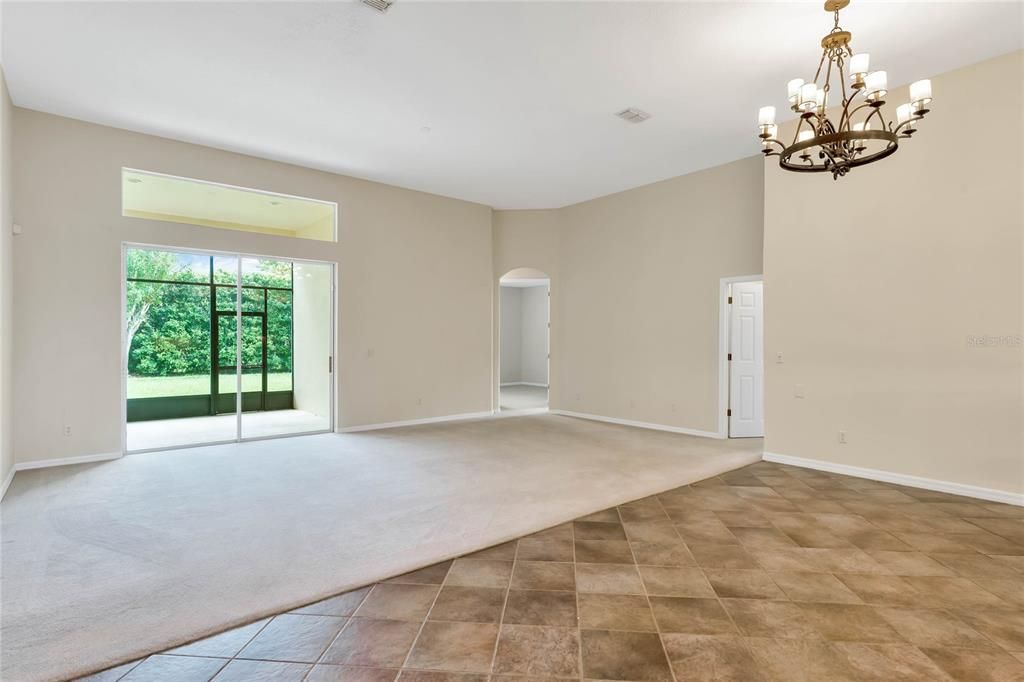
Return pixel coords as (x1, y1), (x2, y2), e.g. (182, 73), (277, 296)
(121, 241), (337, 455)
(717, 274), (764, 439)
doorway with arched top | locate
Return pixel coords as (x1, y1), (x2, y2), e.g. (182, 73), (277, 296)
(499, 268), (549, 412)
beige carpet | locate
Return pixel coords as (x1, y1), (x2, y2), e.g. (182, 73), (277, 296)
(0, 414), (761, 682)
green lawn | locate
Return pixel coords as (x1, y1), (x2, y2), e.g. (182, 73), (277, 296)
(128, 372), (292, 399)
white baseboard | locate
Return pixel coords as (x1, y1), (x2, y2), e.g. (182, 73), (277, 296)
(500, 382), (549, 388)
(16, 451), (123, 471)
(2, 452), (123, 501)
(763, 451), (1024, 507)
(494, 407), (549, 417)
(0, 465), (15, 501)
(551, 410), (724, 440)
(338, 411), (495, 433)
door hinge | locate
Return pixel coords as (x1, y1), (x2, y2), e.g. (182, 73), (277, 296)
(727, 353), (732, 361)
(727, 408), (732, 417)
(328, 356), (333, 373)
(727, 296), (733, 304)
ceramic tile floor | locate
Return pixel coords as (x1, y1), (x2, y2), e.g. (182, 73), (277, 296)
(79, 460), (1024, 682)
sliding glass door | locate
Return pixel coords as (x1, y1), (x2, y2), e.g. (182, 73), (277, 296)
(240, 257), (333, 439)
(124, 246), (334, 452)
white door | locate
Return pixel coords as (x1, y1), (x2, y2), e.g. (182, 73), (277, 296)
(729, 280), (764, 437)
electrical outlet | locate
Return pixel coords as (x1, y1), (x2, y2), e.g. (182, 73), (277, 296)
(416, 397), (422, 406)
(64, 425), (72, 436)
(776, 352), (784, 363)
(838, 430), (847, 444)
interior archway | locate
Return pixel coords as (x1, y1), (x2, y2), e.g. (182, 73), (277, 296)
(498, 268), (550, 412)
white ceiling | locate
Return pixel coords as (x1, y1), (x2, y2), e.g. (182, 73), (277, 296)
(3, 2), (1021, 209)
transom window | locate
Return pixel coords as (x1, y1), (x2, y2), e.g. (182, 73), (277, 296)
(122, 168), (336, 242)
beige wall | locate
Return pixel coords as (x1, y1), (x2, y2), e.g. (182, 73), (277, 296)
(492, 157), (765, 433)
(12, 109), (493, 463)
(557, 156), (764, 434)
(0, 69), (13, 485)
(492, 210), (561, 408)
(493, 210), (561, 280)
(9, 51), (1019, 501)
(764, 51), (1023, 496)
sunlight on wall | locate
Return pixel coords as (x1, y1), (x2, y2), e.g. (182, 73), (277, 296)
(122, 168), (337, 242)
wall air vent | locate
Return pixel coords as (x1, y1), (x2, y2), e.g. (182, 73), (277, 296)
(362, 0), (392, 12)
(615, 108), (651, 123)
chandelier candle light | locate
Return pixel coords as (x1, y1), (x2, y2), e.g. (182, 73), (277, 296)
(757, 0), (933, 179)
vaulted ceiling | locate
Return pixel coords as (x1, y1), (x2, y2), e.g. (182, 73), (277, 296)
(4, 1), (1020, 208)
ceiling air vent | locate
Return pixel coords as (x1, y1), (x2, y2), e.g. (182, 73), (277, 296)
(362, 0), (392, 12)
(615, 108), (651, 123)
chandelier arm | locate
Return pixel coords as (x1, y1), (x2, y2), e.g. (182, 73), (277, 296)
(845, 101), (876, 123)
(824, 53), (833, 94)
(866, 105), (887, 130)
(797, 113), (824, 144)
(839, 96), (855, 132)
(880, 106), (893, 131)
(892, 119), (915, 136)
(791, 117), (809, 146)
(809, 112), (825, 136)
(812, 48), (828, 84)
(837, 52), (850, 128)
(821, 56), (834, 122)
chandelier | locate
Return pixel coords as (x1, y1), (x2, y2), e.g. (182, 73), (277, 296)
(757, 0), (933, 179)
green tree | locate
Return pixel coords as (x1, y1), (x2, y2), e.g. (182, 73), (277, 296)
(127, 251), (293, 384)
(125, 249), (179, 369)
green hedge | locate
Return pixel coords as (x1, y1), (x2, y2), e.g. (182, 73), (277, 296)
(127, 250), (293, 377)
